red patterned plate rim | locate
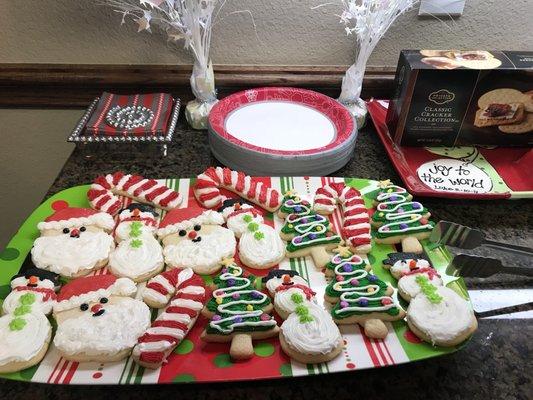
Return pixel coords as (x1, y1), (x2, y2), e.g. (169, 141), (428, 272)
(209, 87), (355, 156)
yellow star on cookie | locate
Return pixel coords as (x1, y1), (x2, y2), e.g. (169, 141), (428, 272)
(378, 179), (392, 189)
(220, 257), (235, 267)
(283, 189), (298, 197)
(333, 245), (352, 258)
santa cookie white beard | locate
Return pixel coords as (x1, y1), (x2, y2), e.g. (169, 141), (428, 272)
(32, 207), (115, 278)
(163, 226), (235, 275)
(157, 209), (236, 275)
(53, 275), (151, 362)
(32, 231), (114, 277)
(54, 298), (150, 360)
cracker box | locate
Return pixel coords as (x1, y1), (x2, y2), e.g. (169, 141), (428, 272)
(386, 50), (533, 147)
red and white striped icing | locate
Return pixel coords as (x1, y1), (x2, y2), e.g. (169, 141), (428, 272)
(132, 268), (206, 369)
(193, 167), (281, 212)
(313, 182), (371, 253)
(87, 172), (182, 215)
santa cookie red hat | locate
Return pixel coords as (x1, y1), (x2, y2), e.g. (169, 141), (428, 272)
(37, 207), (115, 232)
(157, 208), (224, 239)
(54, 275), (137, 312)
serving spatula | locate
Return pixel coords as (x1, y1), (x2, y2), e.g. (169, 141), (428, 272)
(430, 221), (533, 257)
(446, 254), (533, 278)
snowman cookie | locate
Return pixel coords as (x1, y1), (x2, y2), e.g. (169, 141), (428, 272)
(53, 275), (151, 362)
(157, 208), (236, 275)
(407, 275), (477, 347)
(109, 204), (164, 282)
(0, 268), (60, 373)
(264, 270), (343, 364)
(383, 253), (443, 302)
(31, 206), (115, 278)
(220, 199), (285, 269)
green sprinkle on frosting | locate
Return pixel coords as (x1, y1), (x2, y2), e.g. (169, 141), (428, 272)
(291, 293), (304, 304)
(416, 275), (443, 304)
(14, 305), (31, 316)
(129, 221), (143, 238)
(130, 239), (143, 248)
(247, 222), (259, 232)
(19, 292), (36, 305)
(254, 231), (265, 240)
(9, 317), (27, 331)
(295, 304), (313, 323)
(243, 215), (253, 223)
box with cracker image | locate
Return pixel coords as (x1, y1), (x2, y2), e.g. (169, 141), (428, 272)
(387, 50), (533, 147)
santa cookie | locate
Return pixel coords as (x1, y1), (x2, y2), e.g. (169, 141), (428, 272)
(383, 253), (443, 302)
(157, 209), (236, 275)
(53, 275), (151, 362)
(220, 199), (285, 269)
(0, 268), (60, 373)
(407, 275), (477, 347)
(264, 270), (342, 364)
(31, 206), (115, 277)
(109, 204), (164, 282)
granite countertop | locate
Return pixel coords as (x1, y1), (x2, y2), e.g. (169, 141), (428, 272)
(2, 118), (532, 400)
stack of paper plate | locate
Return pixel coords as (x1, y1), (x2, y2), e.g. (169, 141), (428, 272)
(208, 87), (356, 176)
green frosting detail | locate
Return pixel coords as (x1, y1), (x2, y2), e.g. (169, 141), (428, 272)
(130, 239), (143, 248)
(129, 221), (143, 238)
(14, 305), (32, 316)
(247, 222), (259, 232)
(254, 231), (265, 240)
(19, 292), (36, 305)
(415, 275), (443, 304)
(295, 304), (313, 323)
(291, 293), (304, 304)
(9, 317), (27, 331)
(243, 215), (253, 223)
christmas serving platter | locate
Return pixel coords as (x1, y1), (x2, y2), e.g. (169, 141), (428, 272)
(208, 87), (357, 176)
(0, 176), (471, 385)
(367, 99), (533, 199)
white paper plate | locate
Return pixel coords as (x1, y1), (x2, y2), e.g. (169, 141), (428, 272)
(208, 87), (357, 176)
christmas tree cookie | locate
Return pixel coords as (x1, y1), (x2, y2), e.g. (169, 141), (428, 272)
(324, 246), (405, 339)
(201, 258), (279, 360)
(369, 180), (434, 253)
(278, 191), (342, 268)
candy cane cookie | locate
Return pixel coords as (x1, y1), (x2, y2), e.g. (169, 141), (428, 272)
(88, 171), (182, 215)
(313, 182), (371, 254)
(133, 268), (206, 368)
(193, 167), (281, 212)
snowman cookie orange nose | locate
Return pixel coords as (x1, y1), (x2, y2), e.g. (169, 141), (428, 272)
(132, 208), (140, 218)
(28, 275), (39, 286)
(282, 274), (293, 285)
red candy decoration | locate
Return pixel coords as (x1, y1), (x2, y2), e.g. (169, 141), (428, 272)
(381, 298), (392, 305)
(420, 218), (428, 225)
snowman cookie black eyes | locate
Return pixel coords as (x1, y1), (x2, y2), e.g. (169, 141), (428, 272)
(63, 228), (70, 234)
(179, 230), (187, 237)
(194, 225), (201, 231)
(80, 303), (89, 311)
